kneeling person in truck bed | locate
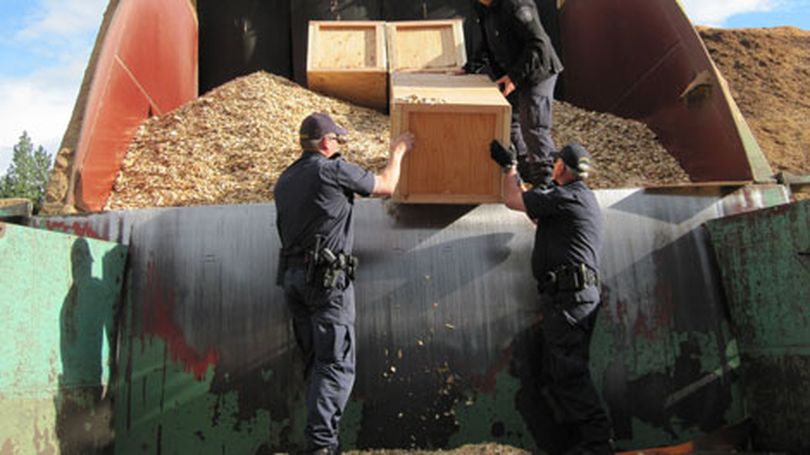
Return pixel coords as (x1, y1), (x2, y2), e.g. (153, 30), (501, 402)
(274, 112), (413, 455)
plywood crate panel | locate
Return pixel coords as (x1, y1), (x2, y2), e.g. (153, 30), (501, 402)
(307, 21), (388, 111)
(391, 73), (510, 204)
(386, 19), (467, 73)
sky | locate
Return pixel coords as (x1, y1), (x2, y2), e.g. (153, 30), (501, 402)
(0, 0), (809, 176)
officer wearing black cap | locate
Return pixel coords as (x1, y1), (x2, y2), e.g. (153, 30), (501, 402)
(275, 112), (414, 454)
(465, 0), (564, 187)
(490, 141), (613, 454)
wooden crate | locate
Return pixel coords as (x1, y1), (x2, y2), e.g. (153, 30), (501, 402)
(307, 21), (388, 111)
(386, 19), (467, 73)
(390, 73), (511, 204)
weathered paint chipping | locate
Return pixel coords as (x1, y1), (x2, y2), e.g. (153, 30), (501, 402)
(0, 223), (126, 453)
(113, 337), (276, 454)
(706, 199), (810, 451)
(449, 369), (538, 453)
(26, 185), (791, 452)
(0, 199), (32, 218)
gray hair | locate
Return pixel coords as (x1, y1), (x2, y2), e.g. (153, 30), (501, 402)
(566, 161), (591, 180)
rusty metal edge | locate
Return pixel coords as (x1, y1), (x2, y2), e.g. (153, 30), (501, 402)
(677, 0), (776, 184)
(0, 199), (33, 218)
(41, 0), (122, 215)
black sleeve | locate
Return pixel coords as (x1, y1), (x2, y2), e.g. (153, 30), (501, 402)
(506, 2), (546, 85)
(464, 46), (491, 75)
(523, 186), (568, 219)
(465, 10), (492, 74)
(333, 159), (375, 197)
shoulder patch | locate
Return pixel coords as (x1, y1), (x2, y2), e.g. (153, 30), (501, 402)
(515, 6), (534, 24)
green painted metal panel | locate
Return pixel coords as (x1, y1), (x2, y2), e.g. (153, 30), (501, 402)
(111, 337), (287, 454)
(705, 200), (810, 452)
(448, 370), (537, 452)
(31, 185), (789, 453)
(0, 199), (32, 218)
(0, 221), (127, 453)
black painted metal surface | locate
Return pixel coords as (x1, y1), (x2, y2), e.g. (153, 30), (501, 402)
(198, 0), (293, 94)
(197, 0), (559, 89)
(29, 185), (793, 451)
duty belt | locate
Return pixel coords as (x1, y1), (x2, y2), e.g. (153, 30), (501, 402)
(540, 263), (599, 295)
(278, 236), (359, 289)
(315, 247), (358, 289)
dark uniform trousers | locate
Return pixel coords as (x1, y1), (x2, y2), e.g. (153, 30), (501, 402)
(283, 266), (356, 451)
(539, 298), (613, 454)
(508, 73), (558, 181)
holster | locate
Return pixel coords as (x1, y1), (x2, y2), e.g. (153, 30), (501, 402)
(303, 236), (359, 290)
(541, 263), (599, 295)
(320, 251), (359, 290)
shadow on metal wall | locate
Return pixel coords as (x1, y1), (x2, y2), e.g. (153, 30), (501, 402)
(599, 232), (739, 445)
(106, 202), (532, 452)
(56, 237), (124, 453)
(706, 200), (810, 451)
(28, 186), (792, 452)
(0, 223), (126, 454)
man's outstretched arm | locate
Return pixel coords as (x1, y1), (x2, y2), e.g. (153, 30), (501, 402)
(372, 132), (415, 197)
(502, 166), (526, 212)
(490, 140), (526, 212)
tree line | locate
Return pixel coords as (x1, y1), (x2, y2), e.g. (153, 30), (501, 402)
(1, 131), (53, 214)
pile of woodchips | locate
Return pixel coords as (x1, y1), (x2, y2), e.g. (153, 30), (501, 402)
(105, 71), (689, 210)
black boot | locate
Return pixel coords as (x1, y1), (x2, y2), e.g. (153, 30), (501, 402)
(307, 445), (340, 455)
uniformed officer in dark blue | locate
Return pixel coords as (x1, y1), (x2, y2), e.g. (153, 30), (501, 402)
(274, 112), (413, 455)
(491, 141), (613, 454)
(466, 0), (564, 187)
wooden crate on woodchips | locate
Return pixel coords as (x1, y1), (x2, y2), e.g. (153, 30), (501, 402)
(307, 21), (388, 111)
(391, 73), (511, 204)
(386, 19), (467, 73)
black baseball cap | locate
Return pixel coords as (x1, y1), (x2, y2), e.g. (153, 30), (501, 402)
(554, 143), (592, 171)
(299, 112), (348, 140)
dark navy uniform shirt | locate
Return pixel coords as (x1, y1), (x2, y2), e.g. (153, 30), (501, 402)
(523, 180), (603, 303)
(275, 151), (375, 257)
(473, 0), (563, 86)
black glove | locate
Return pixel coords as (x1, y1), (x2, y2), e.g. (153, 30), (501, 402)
(463, 60), (488, 75)
(517, 155), (553, 188)
(490, 140), (517, 170)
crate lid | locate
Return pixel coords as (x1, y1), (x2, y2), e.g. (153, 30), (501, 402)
(391, 73), (508, 107)
(387, 19), (467, 72)
(307, 21), (387, 71)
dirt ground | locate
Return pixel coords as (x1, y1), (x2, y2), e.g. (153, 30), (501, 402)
(698, 26), (810, 176)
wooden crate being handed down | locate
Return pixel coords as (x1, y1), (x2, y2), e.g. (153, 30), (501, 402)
(391, 73), (511, 204)
(386, 19), (467, 73)
(307, 21), (388, 111)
